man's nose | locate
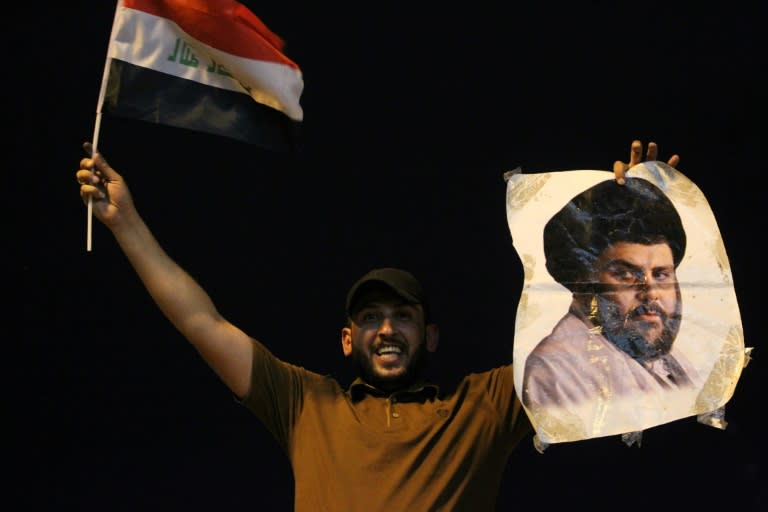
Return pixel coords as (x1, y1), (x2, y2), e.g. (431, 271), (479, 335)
(635, 273), (660, 299)
(377, 316), (396, 334)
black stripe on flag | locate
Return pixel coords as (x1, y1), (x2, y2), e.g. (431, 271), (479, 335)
(103, 59), (301, 152)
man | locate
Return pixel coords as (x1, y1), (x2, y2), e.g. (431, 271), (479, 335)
(75, 140), (675, 511)
(522, 175), (701, 419)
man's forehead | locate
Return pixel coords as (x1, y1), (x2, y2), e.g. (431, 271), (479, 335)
(600, 241), (675, 267)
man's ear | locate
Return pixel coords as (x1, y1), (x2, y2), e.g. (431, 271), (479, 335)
(426, 323), (439, 352)
(341, 326), (353, 357)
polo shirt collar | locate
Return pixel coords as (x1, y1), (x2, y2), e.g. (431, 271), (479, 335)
(348, 377), (440, 402)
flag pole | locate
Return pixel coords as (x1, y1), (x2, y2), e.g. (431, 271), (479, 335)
(87, 0), (123, 252)
(87, 112), (104, 252)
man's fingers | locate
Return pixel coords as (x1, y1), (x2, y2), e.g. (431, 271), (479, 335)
(76, 169), (98, 185)
(76, 164), (106, 201)
(78, 142), (112, 202)
(640, 141), (680, 167)
(667, 154), (680, 168)
(629, 140), (643, 167)
(620, 140), (678, 177)
(613, 160), (627, 185)
(82, 141), (117, 180)
(646, 142), (658, 161)
(79, 183), (106, 201)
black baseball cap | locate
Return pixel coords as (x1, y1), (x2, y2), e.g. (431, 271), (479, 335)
(345, 267), (428, 317)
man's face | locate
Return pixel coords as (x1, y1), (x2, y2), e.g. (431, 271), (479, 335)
(594, 241), (682, 360)
(341, 290), (438, 391)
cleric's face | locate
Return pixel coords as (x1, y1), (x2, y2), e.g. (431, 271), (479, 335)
(594, 241), (681, 360)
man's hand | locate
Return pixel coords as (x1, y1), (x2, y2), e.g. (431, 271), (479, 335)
(76, 142), (136, 228)
(613, 140), (680, 185)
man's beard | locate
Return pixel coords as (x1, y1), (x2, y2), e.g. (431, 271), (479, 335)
(350, 339), (431, 391)
(596, 294), (682, 362)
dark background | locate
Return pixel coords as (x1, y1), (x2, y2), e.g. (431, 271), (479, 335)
(10, 1), (764, 510)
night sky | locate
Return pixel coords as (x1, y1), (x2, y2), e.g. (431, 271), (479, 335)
(10, 2), (764, 510)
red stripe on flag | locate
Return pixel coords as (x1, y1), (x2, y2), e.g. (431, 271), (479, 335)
(122, 0), (298, 67)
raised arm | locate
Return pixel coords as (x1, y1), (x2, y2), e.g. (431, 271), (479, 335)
(76, 143), (253, 398)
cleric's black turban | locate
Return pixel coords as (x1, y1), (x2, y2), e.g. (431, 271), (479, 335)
(543, 177), (686, 292)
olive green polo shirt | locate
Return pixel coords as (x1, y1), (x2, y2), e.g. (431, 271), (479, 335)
(243, 340), (531, 511)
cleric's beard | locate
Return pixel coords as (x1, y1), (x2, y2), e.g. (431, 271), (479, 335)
(350, 338), (430, 391)
(597, 294), (682, 362)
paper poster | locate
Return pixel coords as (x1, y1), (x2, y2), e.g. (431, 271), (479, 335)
(505, 162), (746, 445)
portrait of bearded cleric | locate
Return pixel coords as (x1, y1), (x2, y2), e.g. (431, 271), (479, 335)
(522, 177), (698, 411)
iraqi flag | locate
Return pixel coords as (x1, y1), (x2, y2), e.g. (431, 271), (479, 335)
(97, 0), (304, 150)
